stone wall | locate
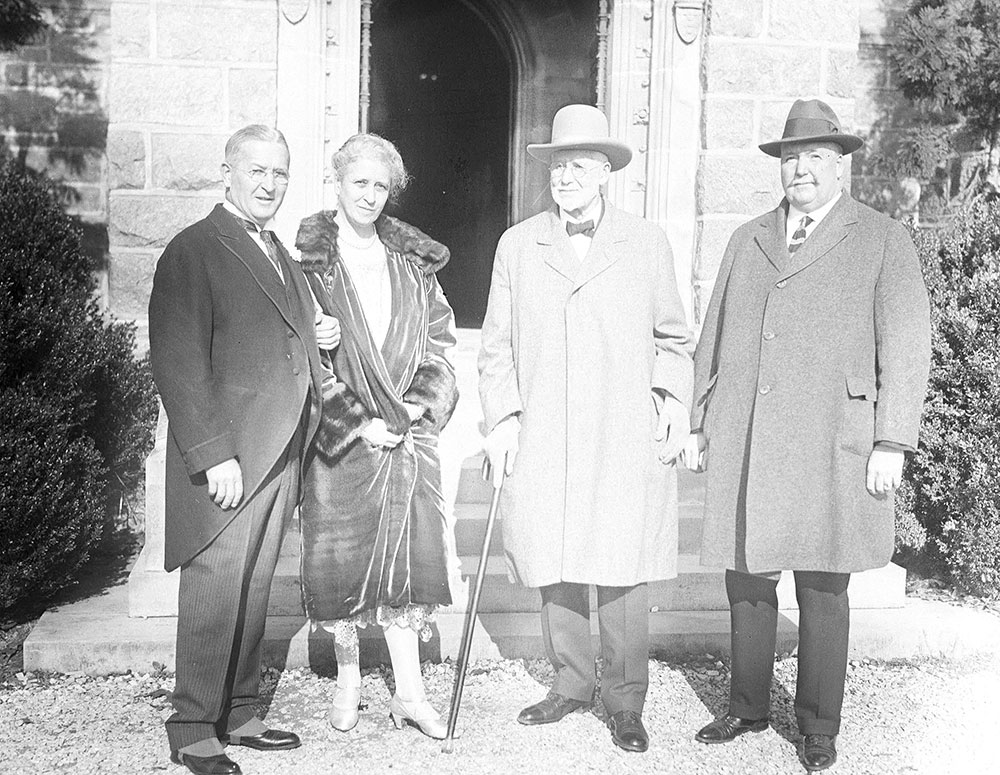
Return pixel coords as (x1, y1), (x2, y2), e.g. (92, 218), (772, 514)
(0, 1), (111, 291)
(694, 0), (860, 324)
(107, 0), (279, 335)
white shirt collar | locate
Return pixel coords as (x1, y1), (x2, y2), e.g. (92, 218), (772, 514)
(787, 191), (842, 233)
(222, 199), (274, 231)
(559, 196), (604, 227)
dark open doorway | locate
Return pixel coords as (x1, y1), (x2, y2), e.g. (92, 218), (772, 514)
(370, 0), (512, 328)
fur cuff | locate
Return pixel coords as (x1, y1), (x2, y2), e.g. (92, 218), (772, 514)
(294, 210), (450, 275)
(314, 377), (372, 461)
(403, 354), (459, 431)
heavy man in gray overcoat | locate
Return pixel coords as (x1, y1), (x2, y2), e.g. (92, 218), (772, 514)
(149, 126), (337, 775)
(479, 104), (694, 754)
(683, 100), (931, 773)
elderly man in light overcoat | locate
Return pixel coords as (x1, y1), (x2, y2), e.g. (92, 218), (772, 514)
(479, 104), (694, 754)
(683, 99), (931, 773)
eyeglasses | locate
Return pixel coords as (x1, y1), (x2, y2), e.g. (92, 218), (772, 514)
(548, 160), (603, 181)
(241, 167), (290, 186)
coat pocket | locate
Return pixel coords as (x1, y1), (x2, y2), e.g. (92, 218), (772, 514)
(839, 374), (877, 456)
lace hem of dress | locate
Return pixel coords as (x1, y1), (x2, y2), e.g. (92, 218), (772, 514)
(316, 604), (438, 657)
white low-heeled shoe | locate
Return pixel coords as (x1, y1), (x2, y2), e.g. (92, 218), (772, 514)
(328, 685), (361, 732)
(388, 694), (447, 739)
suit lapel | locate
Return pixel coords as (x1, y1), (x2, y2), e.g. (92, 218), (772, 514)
(753, 203), (788, 273)
(538, 210), (580, 283)
(209, 204), (294, 322)
(779, 194), (858, 281)
(572, 201), (627, 292)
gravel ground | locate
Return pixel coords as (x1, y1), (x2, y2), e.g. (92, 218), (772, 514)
(0, 653), (996, 775)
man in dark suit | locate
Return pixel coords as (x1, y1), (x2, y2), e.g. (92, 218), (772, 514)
(682, 100), (930, 772)
(149, 125), (336, 775)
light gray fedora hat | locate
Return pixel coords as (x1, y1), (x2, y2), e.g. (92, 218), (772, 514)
(527, 104), (633, 171)
(759, 98), (864, 157)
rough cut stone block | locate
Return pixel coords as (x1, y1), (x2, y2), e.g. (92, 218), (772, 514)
(157, 6), (276, 63)
(827, 49), (857, 100)
(707, 43), (821, 97)
(696, 219), (742, 284)
(109, 63), (224, 125)
(698, 154), (782, 215)
(111, 2), (150, 59)
(151, 133), (225, 190)
(768, 0), (859, 45)
(62, 184), (104, 216)
(109, 250), (159, 320)
(110, 193), (217, 249)
(710, 0), (764, 38)
(704, 98), (755, 150)
(760, 99), (797, 146)
(229, 68), (277, 128)
(108, 129), (145, 189)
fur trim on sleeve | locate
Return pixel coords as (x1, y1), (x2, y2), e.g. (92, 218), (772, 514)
(314, 376), (372, 461)
(295, 210), (339, 274)
(403, 354), (459, 431)
(376, 214), (450, 274)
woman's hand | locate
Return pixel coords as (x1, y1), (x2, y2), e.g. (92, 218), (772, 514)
(402, 402), (425, 423)
(360, 418), (403, 449)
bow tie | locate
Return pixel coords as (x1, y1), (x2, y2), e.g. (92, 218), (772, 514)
(566, 219), (596, 238)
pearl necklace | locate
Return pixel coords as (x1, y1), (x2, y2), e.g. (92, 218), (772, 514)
(339, 228), (379, 250)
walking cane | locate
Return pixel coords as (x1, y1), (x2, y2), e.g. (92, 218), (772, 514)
(441, 454), (506, 753)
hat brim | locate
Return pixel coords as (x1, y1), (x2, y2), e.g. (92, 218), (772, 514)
(759, 133), (865, 157)
(527, 140), (633, 172)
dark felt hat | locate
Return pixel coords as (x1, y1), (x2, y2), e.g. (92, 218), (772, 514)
(759, 99), (864, 157)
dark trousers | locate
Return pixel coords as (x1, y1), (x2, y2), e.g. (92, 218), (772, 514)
(726, 569), (850, 736)
(540, 582), (649, 715)
(165, 432), (302, 751)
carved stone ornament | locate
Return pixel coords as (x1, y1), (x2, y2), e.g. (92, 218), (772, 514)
(674, 0), (705, 45)
(280, 0), (311, 25)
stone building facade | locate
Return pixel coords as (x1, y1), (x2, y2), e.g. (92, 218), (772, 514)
(1, 0), (911, 338)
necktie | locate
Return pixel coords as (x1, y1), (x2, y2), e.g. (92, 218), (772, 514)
(788, 215), (813, 254)
(239, 217), (284, 283)
(566, 219), (596, 238)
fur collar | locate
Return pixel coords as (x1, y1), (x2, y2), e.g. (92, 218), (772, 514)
(296, 210), (450, 275)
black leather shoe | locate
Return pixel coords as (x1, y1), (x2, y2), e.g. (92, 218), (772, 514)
(517, 692), (591, 725)
(222, 728), (301, 751)
(695, 714), (769, 744)
(799, 733), (837, 772)
(170, 751), (241, 775)
(607, 710), (649, 753)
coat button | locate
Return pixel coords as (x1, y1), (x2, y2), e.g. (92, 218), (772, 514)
(776, 280), (787, 289)
(287, 331), (295, 338)
(758, 384), (771, 395)
(763, 331), (776, 341)
(286, 353), (292, 359)
(293, 367), (300, 376)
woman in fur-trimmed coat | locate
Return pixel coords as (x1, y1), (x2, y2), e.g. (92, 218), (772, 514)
(297, 134), (458, 738)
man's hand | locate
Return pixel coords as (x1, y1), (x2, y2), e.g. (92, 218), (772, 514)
(484, 415), (520, 488)
(315, 312), (341, 350)
(361, 418), (403, 449)
(680, 431), (707, 472)
(866, 447), (904, 496)
(654, 396), (690, 465)
(206, 458), (243, 509)
(402, 402), (425, 423)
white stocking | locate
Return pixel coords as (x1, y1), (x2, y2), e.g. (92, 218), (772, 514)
(383, 622), (424, 702)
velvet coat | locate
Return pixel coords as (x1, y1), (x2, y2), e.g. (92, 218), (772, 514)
(149, 204), (323, 572)
(692, 194), (931, 573)
(478, 202), (695, 588)
(296, 212), (458, 622)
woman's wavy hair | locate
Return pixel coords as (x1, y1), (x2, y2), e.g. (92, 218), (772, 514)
(331, 133), (410, 202)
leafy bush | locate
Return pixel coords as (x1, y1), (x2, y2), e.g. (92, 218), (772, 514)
(0, 156), (157, 612)
(899, 196), (1000, 597)
(0, 0), (45, 52)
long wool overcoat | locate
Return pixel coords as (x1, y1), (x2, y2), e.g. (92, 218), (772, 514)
(692, 194), (931, 574)
(479, 203), (694, 588)
(295, 212), (459, 622)
(149, 204), (323, 572)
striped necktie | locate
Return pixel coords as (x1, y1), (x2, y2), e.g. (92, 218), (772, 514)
(788, 215), (813, 254)
(238, 217), (284, 283)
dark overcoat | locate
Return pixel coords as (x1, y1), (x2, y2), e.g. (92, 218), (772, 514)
(692, 194), (930, 573)
(479, 203), (694, 588)
(149, 204), (323, 572)
(295, 212), (459, 622)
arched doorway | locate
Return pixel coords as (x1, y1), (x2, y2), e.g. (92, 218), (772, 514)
(370, 0), (512, 327)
